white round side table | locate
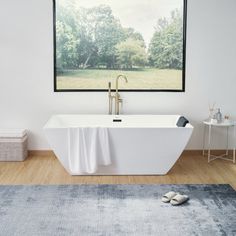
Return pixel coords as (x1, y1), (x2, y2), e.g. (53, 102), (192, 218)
(202, 120), (236, 163)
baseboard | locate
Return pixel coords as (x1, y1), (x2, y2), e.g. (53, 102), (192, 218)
(28, 149), (233, 157)
(182, 150), (202, 155)
(28, 150), (55, 157)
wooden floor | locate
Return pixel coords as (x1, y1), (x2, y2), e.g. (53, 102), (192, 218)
(0, 151), (236, 189)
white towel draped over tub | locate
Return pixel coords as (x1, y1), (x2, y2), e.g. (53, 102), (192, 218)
(68, 127), (111, 174)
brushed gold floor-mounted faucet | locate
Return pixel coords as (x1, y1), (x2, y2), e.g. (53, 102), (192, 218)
(108, 75), (128, 115)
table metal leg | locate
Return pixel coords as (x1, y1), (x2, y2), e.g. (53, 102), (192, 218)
(208, 125), (212, 163)
(226, 126), (229, 156)
(203, 124), (206, 156)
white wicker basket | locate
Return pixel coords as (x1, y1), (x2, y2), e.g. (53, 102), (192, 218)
(0, 129), (28, 161)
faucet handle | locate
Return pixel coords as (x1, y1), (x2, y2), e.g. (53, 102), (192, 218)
(119, 98), (123, 114)
(108, 82), (111, 96)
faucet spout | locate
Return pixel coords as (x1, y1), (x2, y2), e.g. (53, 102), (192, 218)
(116, 75), (128, 94)
(115, 75), (128, 115)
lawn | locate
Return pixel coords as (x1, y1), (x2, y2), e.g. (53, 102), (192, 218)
(56, 68), (182, 90)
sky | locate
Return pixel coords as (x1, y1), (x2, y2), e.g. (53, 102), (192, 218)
(58, 0), (183, 46)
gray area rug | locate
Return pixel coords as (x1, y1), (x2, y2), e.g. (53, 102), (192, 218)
(0, 184), (236, 236)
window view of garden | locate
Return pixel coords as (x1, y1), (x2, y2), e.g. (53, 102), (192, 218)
(55, 0), (185, 91)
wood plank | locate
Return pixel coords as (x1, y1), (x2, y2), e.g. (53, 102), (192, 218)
(0, 151), (235, 189)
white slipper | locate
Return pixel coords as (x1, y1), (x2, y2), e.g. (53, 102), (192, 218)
(170, 194), (189, 206)
(162, 191), (178, 203)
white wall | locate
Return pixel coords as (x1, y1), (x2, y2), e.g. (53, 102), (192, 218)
(0, 0), (236, 150)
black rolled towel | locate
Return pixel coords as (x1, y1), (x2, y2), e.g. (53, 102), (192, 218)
(176, 116), (189, 127)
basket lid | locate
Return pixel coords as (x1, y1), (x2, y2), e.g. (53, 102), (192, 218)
(0, 129), (27, 138)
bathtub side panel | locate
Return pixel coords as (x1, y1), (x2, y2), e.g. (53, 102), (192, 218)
(44, 128), (70, 173)
(100, 128), (193, 175)
(44, 126), (193, 175)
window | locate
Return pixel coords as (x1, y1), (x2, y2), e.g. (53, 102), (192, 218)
(54, 0), (187, 92)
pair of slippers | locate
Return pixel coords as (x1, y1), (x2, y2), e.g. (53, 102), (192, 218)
(162, 191), (189, 206)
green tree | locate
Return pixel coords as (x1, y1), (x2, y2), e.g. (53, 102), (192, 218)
(92, 6), (124, 69)
(55, 2), (148, 70)
(148, 9), (183, 69)
(116, 38), (147, 69)
(122, 28), (146, 48)
(56, 2), (80, 70)
(56, 21), (78, 70)
(77, 5), (124, 69)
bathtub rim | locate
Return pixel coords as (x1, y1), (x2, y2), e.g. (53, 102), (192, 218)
(44, 114), (193, 129)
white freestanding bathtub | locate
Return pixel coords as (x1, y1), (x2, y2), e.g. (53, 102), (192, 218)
(44, 115), (193, 175)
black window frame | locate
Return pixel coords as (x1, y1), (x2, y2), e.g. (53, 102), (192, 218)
(53, 0), (187, 92)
